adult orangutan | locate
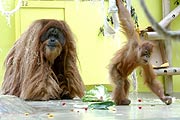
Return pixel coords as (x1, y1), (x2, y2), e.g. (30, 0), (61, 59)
(108, 0), (172, 105)
(1, 19), (85, 100)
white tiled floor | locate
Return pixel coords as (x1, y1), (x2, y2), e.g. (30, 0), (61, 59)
(1, 93), (180, 120)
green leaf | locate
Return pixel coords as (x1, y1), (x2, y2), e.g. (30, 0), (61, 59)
(88, 101), (115, 110)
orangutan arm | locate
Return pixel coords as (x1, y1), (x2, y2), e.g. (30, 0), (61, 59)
(142, 64), (172, 105)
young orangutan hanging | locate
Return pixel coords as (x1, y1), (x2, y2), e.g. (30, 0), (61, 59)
(108, 0), (172, 105)
(1, 19), (85, 100)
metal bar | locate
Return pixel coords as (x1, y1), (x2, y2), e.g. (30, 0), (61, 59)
(154, 67), (180, 76)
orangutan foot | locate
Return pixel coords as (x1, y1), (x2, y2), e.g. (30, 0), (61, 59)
(115, 98), (131, 105)
(160, 96), (172, 105)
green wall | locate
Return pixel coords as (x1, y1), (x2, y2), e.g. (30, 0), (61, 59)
(0, 0), (15, 85)
(170, 0), (180, 92)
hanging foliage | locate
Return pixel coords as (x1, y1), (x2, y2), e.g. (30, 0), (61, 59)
(174, 0), (180, 6)
(99, 0), (139, 36)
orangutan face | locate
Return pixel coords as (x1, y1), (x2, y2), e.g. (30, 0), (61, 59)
(138, 42), (153, 65)
(40, 27), (65, 64)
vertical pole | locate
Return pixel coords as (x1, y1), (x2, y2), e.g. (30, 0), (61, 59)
(162, 0), (173, 95)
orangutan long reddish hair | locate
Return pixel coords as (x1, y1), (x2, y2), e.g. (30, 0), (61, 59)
(1, 19), (85, 100)
(108, 0), (172, 105)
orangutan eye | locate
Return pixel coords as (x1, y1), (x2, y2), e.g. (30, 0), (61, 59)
(145, 55), (149, 58)
(144, 50), (148, 54)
